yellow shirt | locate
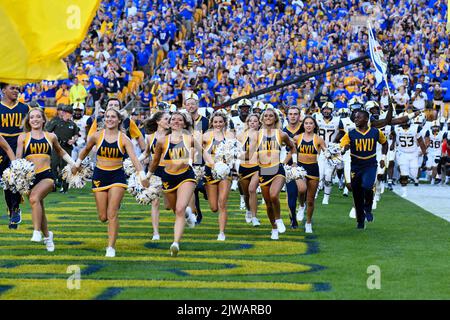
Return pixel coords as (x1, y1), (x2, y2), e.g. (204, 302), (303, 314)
(69, 84), (87, 104)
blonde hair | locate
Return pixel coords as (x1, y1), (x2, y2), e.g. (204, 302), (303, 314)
(23, 108), (47, 132)
(104, 107), (124, 127)
(245, 113), (261, 131)
(260, 108), (281, 129)
(208, 111), (229, 129)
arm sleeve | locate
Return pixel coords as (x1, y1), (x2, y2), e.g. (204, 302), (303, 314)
(129, 119), (143, 139)
(339, 132), (350, 148)
(378, 129), (387, 144)
(338, 119), (345, 131)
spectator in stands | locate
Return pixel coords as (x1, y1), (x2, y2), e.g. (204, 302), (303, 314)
(88, 79), (106, 108)
(69, 77), (88, 104)
(55, 81), (70, 107)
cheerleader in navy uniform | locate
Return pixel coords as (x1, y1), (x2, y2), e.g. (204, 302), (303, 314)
(142, 111), (170, 240)
(293, 116), (326, 234)
(237, 113), (261, 226)
(202, 111), (235, 241)
(73, 107), (149, 257)
(0, 83), (31, 229)
(16, 108), (75, 252)
(256, 108), (297, 240)
(148, 111), (198, 256)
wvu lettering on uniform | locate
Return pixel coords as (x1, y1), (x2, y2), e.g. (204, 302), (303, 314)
(1, 113), (24, 127)
(340, 127), (387, 169)
(0, 102), (30, 148)
(29, 142), (50, 155)
(299, 144), (316, 155)
(168, 146), (188, 160)
(99, 146), (120, 158)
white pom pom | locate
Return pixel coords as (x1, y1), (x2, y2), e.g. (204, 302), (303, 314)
(127, 173), (142, 196)
(212, 161), (230, 180)
(284, 165), (307, 183)
(193, 165), (205, 182)
(123, 158), (136, 176)
(214, 139), (243, 167)
(1, 159), (36, 195)
(128, 174), (162, 205)
(61, 157), (93, 189)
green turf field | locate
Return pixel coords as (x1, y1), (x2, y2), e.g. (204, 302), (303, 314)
(0, 186), (449, 300)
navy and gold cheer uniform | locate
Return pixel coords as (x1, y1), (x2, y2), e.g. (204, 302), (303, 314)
(340, 127), (387, 224)
(0, 101), (30, 214)
(257, 129), (285, 186)
(204, 133), (230, 185)
(92, 130), (128, 192)
(161, 134), (196, 193)
(238, 130), (259, 180)
(148, 132), (165, 178)
(296, 133), (320, 180)
(23, 132), (55, 188)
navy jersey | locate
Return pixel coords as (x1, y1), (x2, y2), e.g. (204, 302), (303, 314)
(0, 101), (30, 149)
(192, 114), (209, 134)
(123, 117), (143, 139)
(340, 127), (387, 169)
(283, 124), (302, 165)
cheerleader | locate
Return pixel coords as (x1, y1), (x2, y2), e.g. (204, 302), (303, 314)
(237, 113), (261, 226)
(202, 111), (235, 241)
(142, 111), (170, 240)
(293, 116), (326, 234)
(16, 108), (75, 251)
(148, 111), (198, 256)
(73, 107), (149, 257)
(256, 108), (296, 240)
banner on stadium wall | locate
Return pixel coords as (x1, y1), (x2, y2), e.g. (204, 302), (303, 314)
(0, 0), (101, 84)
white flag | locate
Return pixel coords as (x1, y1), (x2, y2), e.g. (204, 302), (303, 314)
(367, 22), (388, 87)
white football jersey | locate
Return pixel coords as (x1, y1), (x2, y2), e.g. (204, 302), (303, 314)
(339, 117), (355, 134)
(317, 116), (340, 144)
(395, 124), (421, 153)
(74, 115), (90, 143)
(426, 130), (444, 155)
(231, 116), (246, 136)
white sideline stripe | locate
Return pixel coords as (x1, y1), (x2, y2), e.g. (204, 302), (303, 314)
(393, 185), (450, 222)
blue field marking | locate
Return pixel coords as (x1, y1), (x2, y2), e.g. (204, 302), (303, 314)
(95, 287), (124, 300)
(305, 241), (320, 255)
(313, 283), (332, 292)
(143, 241), (255, 252)
(168, 269), (190, 276)
(82, 264), (105, 276)
(0, 285), (13, 296)
(67, 241), (84, 245)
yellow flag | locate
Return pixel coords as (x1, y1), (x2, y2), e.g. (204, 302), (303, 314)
(0, 0), (100, 84)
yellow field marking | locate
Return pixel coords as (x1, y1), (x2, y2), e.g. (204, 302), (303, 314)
(0, 264), (87, 274)
(0, 239), (308, 257)
(0, 258), (309, 277)
(0, 279), (313, 299)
